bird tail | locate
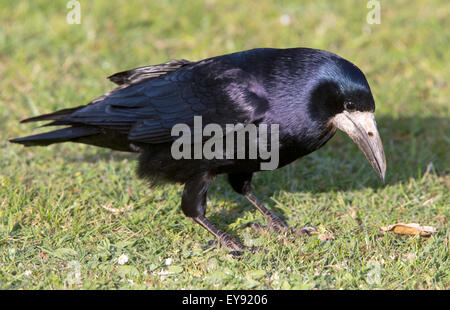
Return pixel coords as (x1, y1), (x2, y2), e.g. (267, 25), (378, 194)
(10, 126), (100, 147)
(18, 105), (85, 124)
(10, 105), (101, 147)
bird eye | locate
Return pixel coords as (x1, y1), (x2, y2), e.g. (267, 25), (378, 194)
(344, 101), (356, 112)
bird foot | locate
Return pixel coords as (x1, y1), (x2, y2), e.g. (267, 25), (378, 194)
(295, 226), (319, 236)
(207, 235), (246, 252)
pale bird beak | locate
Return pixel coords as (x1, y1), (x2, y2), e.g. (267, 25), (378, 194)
(332, 111), (386, 182)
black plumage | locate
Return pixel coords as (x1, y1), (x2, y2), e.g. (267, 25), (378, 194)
(11, 48), (386, 251)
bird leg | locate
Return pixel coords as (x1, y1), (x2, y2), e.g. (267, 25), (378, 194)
(244, 192), (317, 236)
(244, 192), (290, 233)
(182, 173), (246, 252)
(192, 215), (246, 252)
(228, 172), (316, 237)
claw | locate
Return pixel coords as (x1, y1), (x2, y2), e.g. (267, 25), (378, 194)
(296, 226), (318, 236)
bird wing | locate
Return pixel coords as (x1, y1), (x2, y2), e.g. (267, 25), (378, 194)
(107, 59), (192, 85)
(49, 59), (270, 144)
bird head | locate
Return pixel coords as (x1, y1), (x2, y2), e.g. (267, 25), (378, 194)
(309, 56), (386, 181)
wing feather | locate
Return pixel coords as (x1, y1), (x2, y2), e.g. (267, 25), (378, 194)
(51, 58), (270, 144)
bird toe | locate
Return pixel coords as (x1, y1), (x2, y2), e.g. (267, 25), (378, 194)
(295, 226), (318, 236)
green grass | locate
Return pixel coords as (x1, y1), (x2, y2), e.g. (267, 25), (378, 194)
(0, 0), (448, 289)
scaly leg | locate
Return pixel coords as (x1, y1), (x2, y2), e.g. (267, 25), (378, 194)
(228, 172), (317, 236)
(182, 172), (246, 252)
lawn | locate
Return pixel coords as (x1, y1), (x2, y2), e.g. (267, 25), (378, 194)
(0, 0), (448, 289)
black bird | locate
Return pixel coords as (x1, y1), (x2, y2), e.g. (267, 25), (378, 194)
(10, 48), (386, 251)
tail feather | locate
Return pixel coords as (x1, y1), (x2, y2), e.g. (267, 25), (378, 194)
(20, 105), (86, 123)
(10, 127), (100, 147)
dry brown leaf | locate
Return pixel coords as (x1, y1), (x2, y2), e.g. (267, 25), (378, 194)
(102, 203), (133, 214)
(380, 223), (437, 236)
